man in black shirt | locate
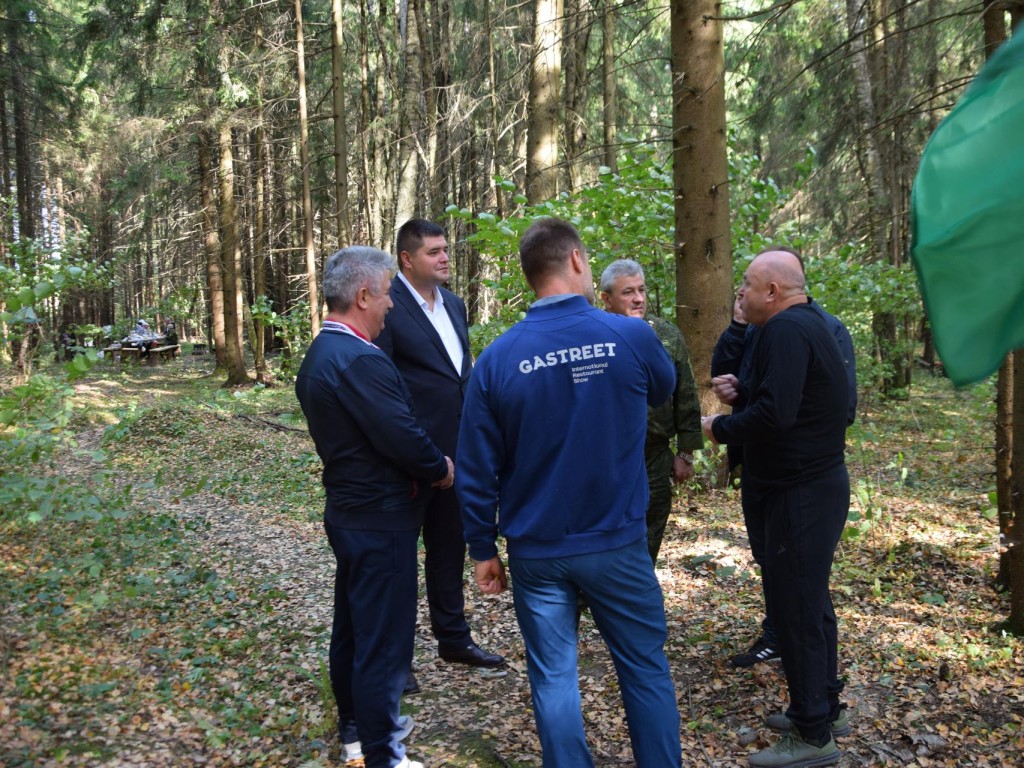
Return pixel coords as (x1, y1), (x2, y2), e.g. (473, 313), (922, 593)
(711, 253), (857, 670)
(702, 250), (849, 768)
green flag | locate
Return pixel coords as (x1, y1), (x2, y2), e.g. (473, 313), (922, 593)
(910, 33), (1024, 386)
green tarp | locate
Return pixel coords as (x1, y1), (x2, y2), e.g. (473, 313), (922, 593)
(910, 33), (1024, 386)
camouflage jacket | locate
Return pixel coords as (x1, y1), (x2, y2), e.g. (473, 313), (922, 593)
(646, 316), (703, 455)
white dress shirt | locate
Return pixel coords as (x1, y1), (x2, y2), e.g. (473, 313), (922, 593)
(397, 271), (464, 374)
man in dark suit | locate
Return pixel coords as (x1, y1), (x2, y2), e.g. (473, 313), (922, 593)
(376, 219), (505, 681)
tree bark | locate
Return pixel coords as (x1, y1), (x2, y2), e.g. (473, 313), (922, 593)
(670, 0), (733, 409)
(394, 0), (424, 228)
(331, 0), (351, 245)
(253, 126), (268, 383)
(8, 7), (34, 242)
(218, 123), (251, 386)
(525, 0), (562, 203)
(563, 0), (591, 192)
(198, 128), (227, 371)
(484, 0), (504, 216)
(602, 0), (618, 173)
(294, 0), (320, 336)
(0, 79), (10, 262)
(1007, 349), (1024, 634)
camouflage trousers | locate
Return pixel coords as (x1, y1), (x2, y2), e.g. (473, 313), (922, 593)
(645, 445), (675, 565)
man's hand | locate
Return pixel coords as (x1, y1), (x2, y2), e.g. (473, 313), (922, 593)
(473, 557), (508, 595)
(732, 296), (746, 324)
(701, 415), (720, 446)
(433, 456), (455, 489)
(672, 454), (694, 485)
(711, 374), (740, 405)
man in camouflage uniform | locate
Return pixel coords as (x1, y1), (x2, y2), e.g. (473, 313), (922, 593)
(600, 259), (703, 564)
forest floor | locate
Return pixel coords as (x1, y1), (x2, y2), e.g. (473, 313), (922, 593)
(1, 355), (1023, 767)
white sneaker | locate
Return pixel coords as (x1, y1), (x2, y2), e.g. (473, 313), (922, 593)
(343, 740), (364, 765)
(346, 717), (418, 766)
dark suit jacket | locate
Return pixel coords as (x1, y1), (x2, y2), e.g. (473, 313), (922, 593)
(376, 276), (472, 457)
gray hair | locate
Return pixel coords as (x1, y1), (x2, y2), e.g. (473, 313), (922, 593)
(599, 258), (644, 294)
(322, 246), (396, 312)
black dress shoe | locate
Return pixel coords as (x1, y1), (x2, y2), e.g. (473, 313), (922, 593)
(403, 670), (420, 695)
(438, 642), (506, 668)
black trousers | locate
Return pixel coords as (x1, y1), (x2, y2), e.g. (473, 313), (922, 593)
(422, 485), (473, 648)
(325, 523), (418, 767)
(741, 474), (775, 642)
(762, 465), (849, 744)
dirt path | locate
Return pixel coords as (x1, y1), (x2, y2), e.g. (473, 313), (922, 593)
(4, 364), (1020, 767)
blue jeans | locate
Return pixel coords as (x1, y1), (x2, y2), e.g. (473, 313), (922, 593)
(509, 538), (681, 768)
(324, 524), (419, 768)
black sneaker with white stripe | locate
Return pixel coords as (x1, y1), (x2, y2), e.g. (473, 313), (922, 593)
(730, 635), (781, 668)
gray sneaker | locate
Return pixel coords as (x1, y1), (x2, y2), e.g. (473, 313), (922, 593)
(765, 708), (851, 738)
(749, 733), (839, 767)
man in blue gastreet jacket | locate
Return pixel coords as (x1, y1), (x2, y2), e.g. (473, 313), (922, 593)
(455, 218), (682, 768)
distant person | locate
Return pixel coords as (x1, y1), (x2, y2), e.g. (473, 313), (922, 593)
(59, 329), (76, 361)
(129, 319), (155, 358)
(703, 248), (850, 768)
(296, 246), (454, 768)
(163, 321), (178, 346)
(599, 259), (702, 564)
(163, 319), (180, 344)
(711, 248), (856, 669)
(456, 218), (682, 767)
(376, 219), (504, 690)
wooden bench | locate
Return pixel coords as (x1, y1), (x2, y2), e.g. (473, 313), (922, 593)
(146, 344), (180, 366)
(104, 346), (143, 363)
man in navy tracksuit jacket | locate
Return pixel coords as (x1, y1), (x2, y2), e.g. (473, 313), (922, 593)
(703, 249), (850, 768)
(296, 246), (452, 768)
(455, 218), (682, 767)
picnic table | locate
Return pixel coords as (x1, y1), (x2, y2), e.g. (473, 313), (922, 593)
(104, 334), (180, 365)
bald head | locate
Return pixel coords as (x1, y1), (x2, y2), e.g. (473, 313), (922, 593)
(738, 249), (808, 325)
(756, 250), (806, 294)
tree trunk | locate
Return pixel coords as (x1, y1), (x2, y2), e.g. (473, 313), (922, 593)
(253, 126), (268, 383)
(602, 0), (618, 174)
(331, 0), (351, 245)
(563, 0), (591, 192)
(218, 123), (251, 386)
(670, 0), (733, 410)
(252, 20), (269, 382)
(293, 0), (320, 336)
(1007, 349), (1024, 634)
(423, 0), (452, 221)
(484, 0), (504, 216)
(8, 8), (34, 242)
(997, 355), (1014, 592)
(0, 81), (10, 262)
(394, 0), (424, 228)
(525, 0), (562, 204)
(198, 129), (227, 371)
